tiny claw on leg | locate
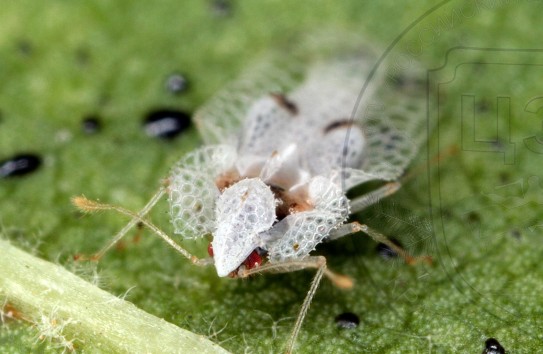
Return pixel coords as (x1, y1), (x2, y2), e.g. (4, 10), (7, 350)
(72, 195), (108, 212)
(405, 255), (433, 266)
(324, 270), (354, 289)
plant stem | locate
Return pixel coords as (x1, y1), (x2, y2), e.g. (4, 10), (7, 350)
(0, 239), (229, 353)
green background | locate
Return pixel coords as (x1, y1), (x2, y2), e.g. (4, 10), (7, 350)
(1, 1), (542, 352)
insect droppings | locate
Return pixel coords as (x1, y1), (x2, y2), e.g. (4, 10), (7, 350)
(483, 338), (506, 354)
(82, 116), (102, 134)
(0, 153), (42, 178)
(335, 312), (360, 329)
(165, 73), (189, 94)
(143, 109), (191, 139)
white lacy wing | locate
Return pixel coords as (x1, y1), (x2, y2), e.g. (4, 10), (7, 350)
(193, 55), (301, 147)
(344, 63), (428, 189)
(263, 176), (350, 262)
(194, 38), (427, 192)
(168, 145), (237, 239)
(183, 34), (428, 261)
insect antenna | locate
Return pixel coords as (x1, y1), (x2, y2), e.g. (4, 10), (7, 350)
(72, 189), (212, 266)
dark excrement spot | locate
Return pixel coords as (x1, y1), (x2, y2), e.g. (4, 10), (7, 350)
(0, 154), (42, 178)
(143, 109), (191, 139)
(82, 116), (102, 134)
(335, 312), (360, 329)
(483, 338), (505, 354)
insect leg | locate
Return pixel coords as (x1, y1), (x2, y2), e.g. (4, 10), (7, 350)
(360, 223), (432, 264)
(241, 256), (352, 288)
(284, 257), (324, 354)
(328, 222), (432, 265)
(326, 221), (365, 242)
(72, 190), (212, 267)
(240, 256), (349, 354)
(348, 181), (401, 213)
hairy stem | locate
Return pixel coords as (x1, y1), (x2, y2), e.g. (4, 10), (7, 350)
(0, 239), (229, 354)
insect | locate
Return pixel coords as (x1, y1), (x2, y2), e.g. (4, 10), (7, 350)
(74, 34), (431, 353)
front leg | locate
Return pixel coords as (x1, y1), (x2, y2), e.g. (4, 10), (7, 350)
(73, 194), (214, 267)
(240, 256), (351, 354)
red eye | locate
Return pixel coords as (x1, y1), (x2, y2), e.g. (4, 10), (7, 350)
(243, 250), (262, 269)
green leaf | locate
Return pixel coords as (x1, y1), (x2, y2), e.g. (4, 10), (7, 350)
(1, 1), (542, 353)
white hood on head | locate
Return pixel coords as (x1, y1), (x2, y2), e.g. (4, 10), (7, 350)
(212, 178), (276, 276)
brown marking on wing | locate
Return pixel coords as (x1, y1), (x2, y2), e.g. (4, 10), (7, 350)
(323, 120), (354, 134)
(241, 189), (250, 202)
(270, 93), (298, 115)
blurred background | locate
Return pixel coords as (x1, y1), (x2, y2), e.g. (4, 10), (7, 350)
(1, 1), (542, 352)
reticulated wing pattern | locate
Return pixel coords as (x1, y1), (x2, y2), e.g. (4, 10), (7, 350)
(213, 178), (276, 276)
(193, 56), (301, 146)
(238, 95), (295, 157)
(194, 31), (382, 150)
(266, 210), (341, 261)
(271, 56), (387, 187)
(287, 57), (379, 150)
(266, 176), (349, 261)
(305, 124), (366, 179)
(344, 63), (428, 189)
(307, 176), (351, 218)
(168, 145), (237, 238)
